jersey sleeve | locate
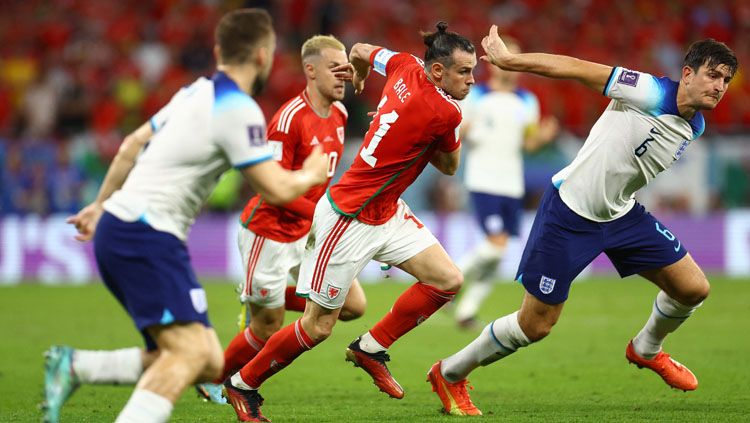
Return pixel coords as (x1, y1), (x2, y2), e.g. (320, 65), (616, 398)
(603, 67), (664, 113)
(149, 86), (191, 133)
(370, 48), (415, 77)
(266, 120), (297, 170)
(437, 111), (462, 153)
(213, 95), (273, 169)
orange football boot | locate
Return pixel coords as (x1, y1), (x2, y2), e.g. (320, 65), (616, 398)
(626, 341), (698, 391)
(427, 361), (482, 416)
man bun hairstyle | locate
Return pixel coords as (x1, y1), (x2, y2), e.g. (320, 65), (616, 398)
(215, 8), (274, 65)
(421, 21), (475, 67)
(683, 38), (738, 78)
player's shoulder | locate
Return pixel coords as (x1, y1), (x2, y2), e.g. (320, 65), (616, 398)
(271, 94), (307, 134)
(211, 73), (264, 124)
(332, 101), (348, 119)
(428, 86), (462, 120)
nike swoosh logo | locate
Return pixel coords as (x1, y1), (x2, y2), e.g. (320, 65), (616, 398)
(674, 241), (681, 252)
(650, 127), (663, 135)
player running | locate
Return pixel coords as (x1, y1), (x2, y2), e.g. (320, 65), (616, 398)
(223, 21), (476, 422)
(428, 26), (738, 416)
(42, 9), (328, 423)
(195, 34), (367, 403)
(454, 36), (558, 330)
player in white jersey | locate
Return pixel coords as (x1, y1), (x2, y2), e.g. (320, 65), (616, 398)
(455, 37), (558, 329)
(41, 10), (328, 423)
(427, 26), (738, 416)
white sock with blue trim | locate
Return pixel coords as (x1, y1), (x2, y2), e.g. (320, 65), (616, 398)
(115, 389), (173, 423)
(441, 311), (531, 382)
(632, 290), (701, 359)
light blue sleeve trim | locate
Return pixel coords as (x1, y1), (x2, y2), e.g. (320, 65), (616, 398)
(603, 67), (620, 97)
(233, 153), (273, 169)
(149, 118), (158, 132)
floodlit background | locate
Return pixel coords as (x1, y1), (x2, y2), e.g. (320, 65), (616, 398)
(0, 0), (749, 282)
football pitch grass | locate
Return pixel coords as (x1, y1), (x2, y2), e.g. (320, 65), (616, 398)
(2, 277), (749, 422)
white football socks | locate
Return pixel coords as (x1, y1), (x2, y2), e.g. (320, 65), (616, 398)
(230, 372), (256, 390)
(73, 347), (143, 384)
(115, 389), (172, 423)
(460, 240), (505, 282)
(632, 290), (701, 359)
(441, 311), (531, 382)
(455, 282), (494, 322)
(358, 331), (387, 354)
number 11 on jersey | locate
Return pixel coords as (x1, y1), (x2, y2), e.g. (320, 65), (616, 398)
(360, 96), (399, 167)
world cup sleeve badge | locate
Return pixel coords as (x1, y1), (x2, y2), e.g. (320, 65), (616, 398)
(539, 275), (556, 295)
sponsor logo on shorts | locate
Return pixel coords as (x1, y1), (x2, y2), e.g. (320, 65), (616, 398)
(327, 284), (341, 300)
(617, 70), (640, 87)
(539, 275), (556, 295)
(189, 288), (208, 313)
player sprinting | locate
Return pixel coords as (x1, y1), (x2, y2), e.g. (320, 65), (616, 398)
(41, 9), (329, 423)
(194, 34), (367, 403)
(454, 36), (559, 329)
(223, 21), (476, 422)
(428, 26), (738, 416)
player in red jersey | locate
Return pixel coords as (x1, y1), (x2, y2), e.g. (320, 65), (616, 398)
(195, 35), (367, 406)
(224, 22), (477, 422)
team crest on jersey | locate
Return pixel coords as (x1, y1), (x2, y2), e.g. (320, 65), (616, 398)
(326, 284), (341, 300)
(673, 139), (691, 161)
(337, 126), (345, 144)
(539, 275), (556, 295)
(617, 70), (640, 87)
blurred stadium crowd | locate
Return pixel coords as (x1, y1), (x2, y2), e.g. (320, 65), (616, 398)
(1, 0), (749, 215)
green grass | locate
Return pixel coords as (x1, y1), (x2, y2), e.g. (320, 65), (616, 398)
(2, 277), (750, 422)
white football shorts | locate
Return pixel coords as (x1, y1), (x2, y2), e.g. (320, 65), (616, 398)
(238, 226), (307, 308)
(297, 197), (438, 309)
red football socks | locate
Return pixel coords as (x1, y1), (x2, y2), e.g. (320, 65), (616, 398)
(217, 326), (266, 383)
(284, 286), (307, 312)
(238, 319), (316, 389)
(369, 282), (456, 349)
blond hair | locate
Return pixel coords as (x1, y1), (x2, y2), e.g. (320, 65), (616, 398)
(301, 35), (345, 62)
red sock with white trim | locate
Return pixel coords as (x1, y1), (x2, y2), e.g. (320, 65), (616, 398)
(368, 282), (456, 349)
(237, 319), (317, 389)
(284, 286), (306, 312)
(217, 326), (266, 383)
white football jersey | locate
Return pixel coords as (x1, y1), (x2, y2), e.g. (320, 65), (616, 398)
(105, 72), (272, 240)
(462, 87), (539, 198)
(552, 67), (705, 222)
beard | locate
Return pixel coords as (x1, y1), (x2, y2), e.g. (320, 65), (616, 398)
(251, 73), (268, 96)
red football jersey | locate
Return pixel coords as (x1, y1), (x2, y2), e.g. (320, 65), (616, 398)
(240, 90), (347, 242)
(328, 49), (462, 225)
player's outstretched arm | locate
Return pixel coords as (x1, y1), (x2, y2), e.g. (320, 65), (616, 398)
(240, 146), (328, 206)
(481, 25), (613, 93)
(430, 147), (461, 176)
(66, 122), (153, 241)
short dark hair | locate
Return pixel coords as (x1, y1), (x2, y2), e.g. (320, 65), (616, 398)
(421, 21), (475, 67)
(683, 39), (738, 78)
(215, 8), (274, 65)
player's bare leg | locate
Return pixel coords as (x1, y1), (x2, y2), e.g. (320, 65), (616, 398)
(339, 278), (367, 321)
(628, 253), (708, 391)
(116, 323), (223, 422)
(432, 293), (562, 415)
(348, 244), (462, 399)
(455, 232), (508, 329)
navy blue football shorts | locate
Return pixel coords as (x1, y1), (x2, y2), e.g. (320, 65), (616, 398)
(470, 191), (523, 237)
(516, 184), (687, 305)
(94, 212), (211, 350)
